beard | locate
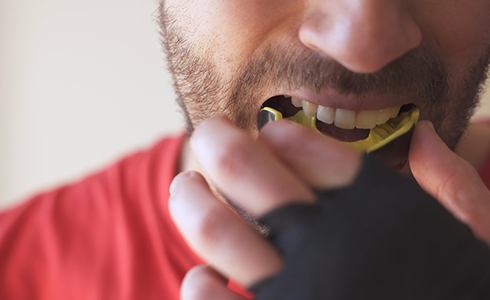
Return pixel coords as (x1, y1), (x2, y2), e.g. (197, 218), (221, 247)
(159, 6), (490, 152)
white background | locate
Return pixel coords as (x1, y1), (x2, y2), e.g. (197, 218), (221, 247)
(0, 0), (182, 208)
(1, 0), (489, 209)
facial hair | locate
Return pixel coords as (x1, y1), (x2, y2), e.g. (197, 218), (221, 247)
(159, 6), (490, 151)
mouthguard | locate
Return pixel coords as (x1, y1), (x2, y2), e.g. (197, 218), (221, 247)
(258, 106), (420, 153)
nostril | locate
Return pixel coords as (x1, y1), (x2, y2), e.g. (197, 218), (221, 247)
(299, 25), (391, 74)
(298, 5), (423, 74)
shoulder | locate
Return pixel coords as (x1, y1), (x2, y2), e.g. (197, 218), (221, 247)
(109, 132), (187, 207)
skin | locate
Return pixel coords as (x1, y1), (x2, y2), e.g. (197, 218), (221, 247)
(159, 0), (490, 299)
(161, 0), (490, 148)
(171, 119), (490, 299)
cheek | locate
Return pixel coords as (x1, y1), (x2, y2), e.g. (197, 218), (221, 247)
(165, 0), (300, 77)
(418, 1), (490, 77)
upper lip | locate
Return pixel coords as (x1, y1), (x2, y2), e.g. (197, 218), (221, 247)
(281, 88), (414, 111)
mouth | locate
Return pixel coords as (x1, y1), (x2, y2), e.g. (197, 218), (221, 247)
(258, 95), (419, 156)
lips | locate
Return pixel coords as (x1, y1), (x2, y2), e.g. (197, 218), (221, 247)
(260, 95), (411, 142)
(258, 94), (419, 169)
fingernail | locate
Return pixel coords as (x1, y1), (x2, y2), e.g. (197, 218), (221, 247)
(419, 120), (435, 132)
(417, 121), (439, 142)
(169, 172), (188, 196)
(169, 176), (179, 197)
(169, 171), (200, 197)
(415, 120), (447, 153)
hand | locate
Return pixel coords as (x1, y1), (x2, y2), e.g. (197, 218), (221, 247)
(409, 121), (490, 243)
(169, 117), (361, 299)
(169, 118), (490, 300)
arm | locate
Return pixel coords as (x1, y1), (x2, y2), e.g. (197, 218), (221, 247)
(0, 136), (194, 300)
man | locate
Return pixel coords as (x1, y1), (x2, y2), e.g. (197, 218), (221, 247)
(1, 0), (490, 299)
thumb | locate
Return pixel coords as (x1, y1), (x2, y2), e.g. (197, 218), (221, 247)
(409, 121), (490, 243)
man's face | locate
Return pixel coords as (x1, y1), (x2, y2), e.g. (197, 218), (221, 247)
(159, 0), (490, 165)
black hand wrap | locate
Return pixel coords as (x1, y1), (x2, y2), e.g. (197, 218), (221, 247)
(251, 156), (490, 300)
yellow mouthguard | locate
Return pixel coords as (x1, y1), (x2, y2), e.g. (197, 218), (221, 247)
(259, 106), (420, 153)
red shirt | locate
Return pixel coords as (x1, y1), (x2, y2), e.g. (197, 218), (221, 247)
(1, 133), (490, 300)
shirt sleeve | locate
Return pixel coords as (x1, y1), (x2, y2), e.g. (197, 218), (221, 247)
(0, 135), (200, 300)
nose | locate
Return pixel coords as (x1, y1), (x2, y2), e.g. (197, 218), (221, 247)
(299, 0), (422, 73)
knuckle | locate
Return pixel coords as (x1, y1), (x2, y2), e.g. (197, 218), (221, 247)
(213, 135), (252, 177)
(191, 205), (227, 251)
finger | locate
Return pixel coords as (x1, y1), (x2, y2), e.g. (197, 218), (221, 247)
(259, 120), (362, 189)
(182, 266), (234, 300)
(409, 121), (490, 242)
(181, 265), (247, 300)
(190, 117), (314, 217)
(169, 171), (283, 287)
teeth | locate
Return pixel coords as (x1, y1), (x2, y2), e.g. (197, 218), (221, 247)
(291, 97), (303, 108)
(286, 97), (402, 130)
(316, 106), (335, 124)
(356, 110), (378, 129)
(375, 108), (393, 125)
(302, 101), (318, 118)
(334, 108), (356, 129)
(389, 106), (400, 118)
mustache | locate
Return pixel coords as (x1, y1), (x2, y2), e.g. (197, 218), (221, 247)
(233, 43), (449, 101)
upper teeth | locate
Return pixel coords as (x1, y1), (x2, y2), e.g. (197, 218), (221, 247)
(291, 96), (401, 130)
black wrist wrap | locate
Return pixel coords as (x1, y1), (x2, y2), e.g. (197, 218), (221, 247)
(251, 156), (490, 300)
